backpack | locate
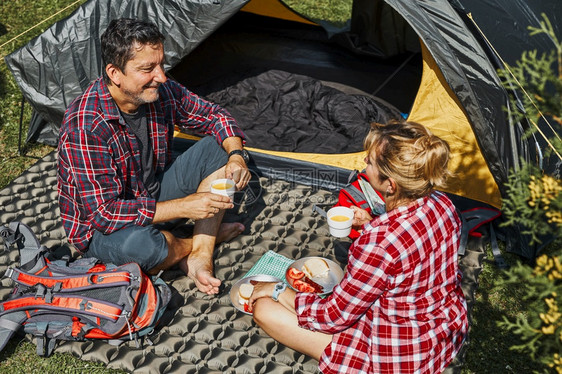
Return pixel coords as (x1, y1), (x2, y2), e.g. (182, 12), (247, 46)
(0, 221), (172, 357)
(334, 170), (386, 239)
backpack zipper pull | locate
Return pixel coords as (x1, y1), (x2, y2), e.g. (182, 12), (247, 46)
(124, 311), (134, 341)
(155, 270), (164, 280)
(124, 313), (140, 348)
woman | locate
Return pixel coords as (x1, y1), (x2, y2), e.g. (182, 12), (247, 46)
(248, 121), (468, 374)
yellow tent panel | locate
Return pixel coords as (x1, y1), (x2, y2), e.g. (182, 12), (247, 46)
(408, 44), (502, 208)
(241, 0), (316, 25)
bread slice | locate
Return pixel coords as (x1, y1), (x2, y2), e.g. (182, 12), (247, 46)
(302, 258), (330, 279)
(238, 283), (254, 305)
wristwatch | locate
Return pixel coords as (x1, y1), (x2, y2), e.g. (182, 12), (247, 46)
(271, 282), (287, 302)
(228, 149), (250, 164)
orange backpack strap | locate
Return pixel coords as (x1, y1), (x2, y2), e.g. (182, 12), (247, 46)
(5, 268), (133, 290)
(1, 295), (123, 322)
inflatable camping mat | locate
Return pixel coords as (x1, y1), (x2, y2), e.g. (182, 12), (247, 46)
(0, 151), (483, 373)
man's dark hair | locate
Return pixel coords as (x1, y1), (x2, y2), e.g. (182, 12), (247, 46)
(101, 18), (165, 84)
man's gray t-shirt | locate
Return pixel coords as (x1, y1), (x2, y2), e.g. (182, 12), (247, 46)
(121, 105), (160, 197)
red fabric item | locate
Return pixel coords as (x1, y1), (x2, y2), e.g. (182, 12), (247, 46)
(71, 317), (84, 337)
(461, 207), (502, 238)
(334, 173), (384, 239)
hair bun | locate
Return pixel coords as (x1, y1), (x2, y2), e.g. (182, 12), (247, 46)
(364, 121), (452, 200)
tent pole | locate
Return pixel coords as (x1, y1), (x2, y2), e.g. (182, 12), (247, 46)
(18, 97), (26, 156)
(371, 52), (417, 97)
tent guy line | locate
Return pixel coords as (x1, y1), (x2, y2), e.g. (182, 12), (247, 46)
(467, 12), (561, 161)
(0, 0), (84, 51)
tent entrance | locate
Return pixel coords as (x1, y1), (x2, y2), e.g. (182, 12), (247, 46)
(168, 11), (423, 115)
(168, 10), (423, 190)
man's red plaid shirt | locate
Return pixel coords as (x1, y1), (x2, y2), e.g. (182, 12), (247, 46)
(57, 77), (244, 251)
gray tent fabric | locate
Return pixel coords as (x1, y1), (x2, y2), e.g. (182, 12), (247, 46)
(4, 0), (248, 145)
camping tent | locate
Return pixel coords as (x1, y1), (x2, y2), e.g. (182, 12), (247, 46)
(4, 0), (560, 259)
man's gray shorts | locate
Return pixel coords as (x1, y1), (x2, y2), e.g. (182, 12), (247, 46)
(85, 136), (228, 271)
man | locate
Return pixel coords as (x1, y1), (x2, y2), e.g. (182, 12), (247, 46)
(57, 18), (251, 295)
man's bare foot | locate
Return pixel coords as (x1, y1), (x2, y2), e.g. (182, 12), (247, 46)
(217, 222), (245, 243)
(186, 256), (222, 295)
(185, 222), (244, 294)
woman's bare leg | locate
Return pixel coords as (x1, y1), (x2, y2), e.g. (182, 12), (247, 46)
(253, 297), (332, 360)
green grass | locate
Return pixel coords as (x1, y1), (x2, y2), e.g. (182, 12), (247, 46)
(0, 340), (123, 374)
(464, 249), (551, 373)
(0, 0), (69, 188)
(283, 0), (351, 28)
(0, 0), (554, 373)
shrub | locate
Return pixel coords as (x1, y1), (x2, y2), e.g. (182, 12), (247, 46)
(496, 13), (562, 373)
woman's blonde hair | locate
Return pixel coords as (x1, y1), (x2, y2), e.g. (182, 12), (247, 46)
(364, 120), (452, 200)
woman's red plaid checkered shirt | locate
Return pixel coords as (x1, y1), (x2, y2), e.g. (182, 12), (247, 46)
(295, 191), (468, 374)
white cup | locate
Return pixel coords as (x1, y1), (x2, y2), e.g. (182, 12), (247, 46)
(326, 206), (354, 238)
(210, 178), (236, 200)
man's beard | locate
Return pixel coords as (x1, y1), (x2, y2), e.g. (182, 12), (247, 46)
(123, 85), (160, 106)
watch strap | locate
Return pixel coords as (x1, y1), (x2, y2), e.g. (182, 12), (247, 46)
(271, 282), (287, 302)
(228, 149), (249, 163)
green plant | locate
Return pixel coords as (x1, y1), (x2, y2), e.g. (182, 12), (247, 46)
(502, 164), (562, 245)
(496, 251), (562, 373)
(498, 12), (561, 244)
(495, 13), (562, 373)
(496, 14), (561, 131)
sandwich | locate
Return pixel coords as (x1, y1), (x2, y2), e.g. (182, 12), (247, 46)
(302, 258), (330, 279)
(238, 283), (254, 305)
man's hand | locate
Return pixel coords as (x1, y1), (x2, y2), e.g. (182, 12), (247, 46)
(222, 136), (251, 190)
(154, 192), (233, 223)
(225, 156), (251, 190)
(180, 192), (234, 220)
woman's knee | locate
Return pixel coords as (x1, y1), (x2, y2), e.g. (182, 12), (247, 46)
(252, 298), (280, 327)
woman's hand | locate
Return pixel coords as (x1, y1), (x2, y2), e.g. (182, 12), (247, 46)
(350, 205), (372, 228)
(247, 281), (276, 312)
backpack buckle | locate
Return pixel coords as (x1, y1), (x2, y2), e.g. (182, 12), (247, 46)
(3, 268), (14, 280)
